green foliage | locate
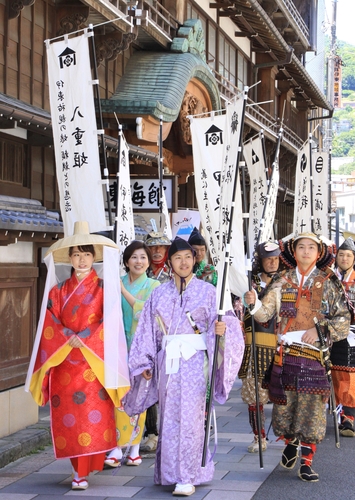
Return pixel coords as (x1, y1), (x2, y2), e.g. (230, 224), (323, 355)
(332, 161), (355, 175)
(331, 129), (355, 156)
(338, 41), (355, 91)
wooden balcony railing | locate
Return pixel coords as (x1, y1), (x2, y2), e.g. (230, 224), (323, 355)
(210, 67), (304, 151)
(127, 0), (179, 40)
(275, 0), (309, 42)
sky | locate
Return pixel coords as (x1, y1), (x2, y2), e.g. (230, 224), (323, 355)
(324, 0), (355, 46)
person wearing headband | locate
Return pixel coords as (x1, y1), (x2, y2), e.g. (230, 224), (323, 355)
(331, 237), (355, 437)
(26, 221), (129, 491)
(123, 236), (244, 496)
(244, 232), (350, 483)
(188, 227), (217, 286)
(238, 240), (281, 453)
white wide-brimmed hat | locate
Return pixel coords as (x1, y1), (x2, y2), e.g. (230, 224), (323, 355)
(45, 221), (118, 263)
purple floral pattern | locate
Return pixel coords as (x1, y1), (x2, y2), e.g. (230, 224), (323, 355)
(127, 277), (245, 485)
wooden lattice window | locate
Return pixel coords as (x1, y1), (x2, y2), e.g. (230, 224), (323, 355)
(0, 272), (36, 391)
(0, 138), (28, 186)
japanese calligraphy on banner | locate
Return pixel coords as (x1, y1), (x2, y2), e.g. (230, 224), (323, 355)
(189, 99), (248, 307)
(243, 135), (268, 251)
(262, 162), (279, 241)
(312, 151), (329, 235)
(293, 141), (311, 235)
(217, 98), (249, 304)
(116, 132), (135, 252)
(46, 33), (106, 236)
(293, 143), (329, 236)
(189, 113), (226, 267)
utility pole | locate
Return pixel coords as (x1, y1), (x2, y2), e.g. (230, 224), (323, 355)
(326, 0), (338, 240)
(325, 0), (338, 152)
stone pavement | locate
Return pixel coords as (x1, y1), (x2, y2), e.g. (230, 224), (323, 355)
(0, 379), (285, 499)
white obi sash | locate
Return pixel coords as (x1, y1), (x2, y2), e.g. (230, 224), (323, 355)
(162, 333), (207, 374)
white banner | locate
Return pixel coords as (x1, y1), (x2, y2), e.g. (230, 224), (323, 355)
(312, 151), (329, 236)
(46, 33), (106, 236)
(217, 98), (249, 308)
(190, 113), (226, 267)
(161, 190), (173, 239)
(293, 143), (329, 236)
(293, 141), (311, 235)
(244, 134), (268, 252)
(116, 131), (135, 252)
(259, 131), (280, 244)
(190, 99), (248, 310)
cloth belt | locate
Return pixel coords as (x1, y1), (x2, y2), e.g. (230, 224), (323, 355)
(162, 333), (207, 374)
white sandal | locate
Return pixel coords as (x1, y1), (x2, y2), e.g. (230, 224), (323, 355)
(104, 447), (122, 468)
(172, 483), (195, 496)
(72, 478), (88, 490)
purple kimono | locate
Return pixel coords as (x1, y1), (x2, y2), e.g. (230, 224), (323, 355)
(125, 277), (244, 486)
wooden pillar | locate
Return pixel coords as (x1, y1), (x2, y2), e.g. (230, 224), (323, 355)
(295, 101), (309, 141)
(258, 66), (278, 117)
(278, 80), (293, 126)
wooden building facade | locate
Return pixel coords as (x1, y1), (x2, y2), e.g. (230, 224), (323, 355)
(0, 0), (331, 437)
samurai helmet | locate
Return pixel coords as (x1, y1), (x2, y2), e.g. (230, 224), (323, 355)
(252, 241), (281, 275)
(143, 231), (171, 247)
(279, 232), (336, 270)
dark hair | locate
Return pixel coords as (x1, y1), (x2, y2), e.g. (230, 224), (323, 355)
(69, 244), (95, 257)
(123, 240), (152, 273)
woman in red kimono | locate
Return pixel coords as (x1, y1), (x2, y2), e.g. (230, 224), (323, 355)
(26, 221), (129, 490)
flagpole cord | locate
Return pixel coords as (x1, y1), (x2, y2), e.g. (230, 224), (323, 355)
(88, 26), (113, 238)
(44, 16), (133, 44)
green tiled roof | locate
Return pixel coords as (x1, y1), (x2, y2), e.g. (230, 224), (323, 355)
(101, 51), (221, 122)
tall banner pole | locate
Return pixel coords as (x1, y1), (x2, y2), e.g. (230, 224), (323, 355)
(328, 148), (332, 239)
(88, 24), (113, 238)
(201, 89), (249, 466)
(240, 112), (264, 471)
(159, 116), (164, 231)
(260, 129), (269, 183)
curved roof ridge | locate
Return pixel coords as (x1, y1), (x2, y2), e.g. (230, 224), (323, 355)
(101, 51), (221, 122)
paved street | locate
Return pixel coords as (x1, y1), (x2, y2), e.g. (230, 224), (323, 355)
(0, 379), (351, 500)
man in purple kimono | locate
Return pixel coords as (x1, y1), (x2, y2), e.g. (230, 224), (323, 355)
(124, 237), (244, 496)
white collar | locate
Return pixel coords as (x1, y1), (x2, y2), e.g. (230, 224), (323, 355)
(336, 267), (351, 282)
(295, 266), (317, 284)
(257, 273), (267, 288)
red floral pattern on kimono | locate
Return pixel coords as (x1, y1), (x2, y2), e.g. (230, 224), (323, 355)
(30, 270), (117, 459)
